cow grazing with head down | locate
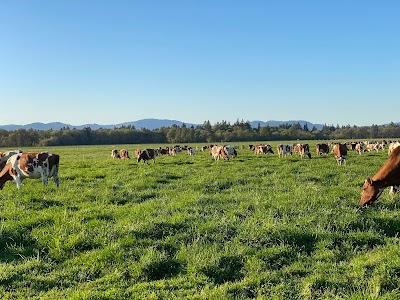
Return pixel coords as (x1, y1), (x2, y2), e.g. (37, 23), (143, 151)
(255, 145), (274, 155)
(316, 143), (329, 156)
(294, 144), (311, 159)
(211, 145), (229, 160)
(277, 144), (293, 158)
(135, 148), (142, 159)
(332, 143), (348, 165)
(360, 146), (400, 206)
(119, 149), (130, 159)
(137, 149), (158, 164)
(111, 149), (120, 159)
(0, 152), (60, 190)
(224, 145), (237, 159)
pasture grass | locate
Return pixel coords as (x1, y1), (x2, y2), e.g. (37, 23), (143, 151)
(0, 142), (400, 299)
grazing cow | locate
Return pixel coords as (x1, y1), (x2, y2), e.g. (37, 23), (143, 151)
(332, 143), (348, 165)
(0, 149), (23, 163)
(294, 144), (311, 159)
(388, 142), (400, 156)
(135, 148), (142, 158)
(0, 152), (60, 190)
(119, 149), (130, 159)
(137, 148), (157, 164)
(111, 149), (120, 159)
(224, 145), (237, 159)
(355, 143), (363, 155)
(316, 143), (329, 155)
(187, 147), (195, 156)
(360, 146), (400, 206)
(277, 144), (293, 158)
(255, 144), (274, 155)
(211, 145), (229, 160)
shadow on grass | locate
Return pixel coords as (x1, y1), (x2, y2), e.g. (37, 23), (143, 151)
(26, 198), (63, 210)
(201, 255), (244, 284)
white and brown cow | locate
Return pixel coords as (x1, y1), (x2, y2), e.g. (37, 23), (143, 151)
(255, 144), (274, 155)
(294, 144), (311, 159)
(0, 152), (60, 190)
(388, 142), (400, 156)
(332, 143), (348, 165)
(277, 144), (293, 158)
(111, 149), (120, 159)
(119, 149), (130, 159)
(137, 148), (158, 164)
(360, 146), (400, 206)
(0, 149), (23, 163)
(211, 145), (229, 160)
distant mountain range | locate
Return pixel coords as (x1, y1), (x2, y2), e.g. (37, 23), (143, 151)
(0, 119), (332, 131)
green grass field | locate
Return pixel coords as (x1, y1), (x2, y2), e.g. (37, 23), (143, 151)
(0, 142), (399, 299)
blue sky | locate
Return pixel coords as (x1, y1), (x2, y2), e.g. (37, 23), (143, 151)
(1, 1), (399, 126)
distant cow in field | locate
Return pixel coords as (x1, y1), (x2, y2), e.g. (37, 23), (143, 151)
(277, 144), (293, 158)
(135, 148), (142, 158)
(388, 142), (400, 156)
(0, 149), (23, 163)
(255, 144), (274, 155)
(119, 149), (130, 159)
(355, 143), (363, 155)
(224, 145), (237, 159)
(111, 149), (120, 159)
(316, 143), (329, 155)
(294, 143), (311, 159)
(187, 147), (195, 156)
(360, 146), (400, 206)
(211, 145), (229, 160)
(137, 149), (158, 164)
(0, 152), (60, 190)
(332, 143), (348, 165)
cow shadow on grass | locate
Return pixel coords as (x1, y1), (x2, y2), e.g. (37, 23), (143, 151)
(25, 198), (63, 210)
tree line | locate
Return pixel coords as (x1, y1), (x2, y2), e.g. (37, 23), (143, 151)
(1, 120), (399, 148)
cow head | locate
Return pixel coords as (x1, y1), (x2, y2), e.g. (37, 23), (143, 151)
(360, 177), (385, 206)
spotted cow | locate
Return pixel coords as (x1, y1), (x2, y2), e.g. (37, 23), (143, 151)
(332, 143), (348, 165)
(0, 152), (60, 190)
(277, 144), (293, 158)
(137, 149), (158, 164)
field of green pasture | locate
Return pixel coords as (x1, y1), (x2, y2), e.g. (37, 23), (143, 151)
(0, 142), (399, 299)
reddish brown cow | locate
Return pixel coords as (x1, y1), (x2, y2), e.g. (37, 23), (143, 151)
(332, 143), (347, 165)
(294, 144), (311, 159)
(211, 145), (229, 160)
(119, 149), (130, 159)
(0, 152), (60, 190)
(360, 146), (400, 206)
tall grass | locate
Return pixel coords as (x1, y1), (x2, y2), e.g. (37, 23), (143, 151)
(0, 142), (399, 299)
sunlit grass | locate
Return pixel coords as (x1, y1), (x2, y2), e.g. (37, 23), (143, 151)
(0, 142), (399, 299)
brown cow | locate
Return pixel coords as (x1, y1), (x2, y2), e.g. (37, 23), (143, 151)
(294, 144), (311, 159)
(360, 146), (400, 206)
(135, 148), (142, 159)
(211, 145), (229, 160)
(332, 143), (347, 165)
(119, 149), (130, 159)
(0, 152), (60, 190)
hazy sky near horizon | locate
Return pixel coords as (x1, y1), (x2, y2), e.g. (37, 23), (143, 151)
(1, 1), (399, 127)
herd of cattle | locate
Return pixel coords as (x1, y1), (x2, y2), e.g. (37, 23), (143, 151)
(0, 140), (399, 207)
(0, 150), (60, 190)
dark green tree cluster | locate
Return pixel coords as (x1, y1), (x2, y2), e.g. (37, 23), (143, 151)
(0, 121), (399, 148)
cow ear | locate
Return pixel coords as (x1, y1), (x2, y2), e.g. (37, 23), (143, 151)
(366, 177), (374, 185)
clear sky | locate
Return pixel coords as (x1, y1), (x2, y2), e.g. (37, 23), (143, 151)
(1, 1), (399, 127)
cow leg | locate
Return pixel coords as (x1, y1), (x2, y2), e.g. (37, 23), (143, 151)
(53, 173), (60, 187)
(389, 186), (399, 195)
(15, 176), (23, 189)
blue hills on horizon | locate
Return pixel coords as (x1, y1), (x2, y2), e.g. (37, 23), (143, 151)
(0, 118), (367, 131)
